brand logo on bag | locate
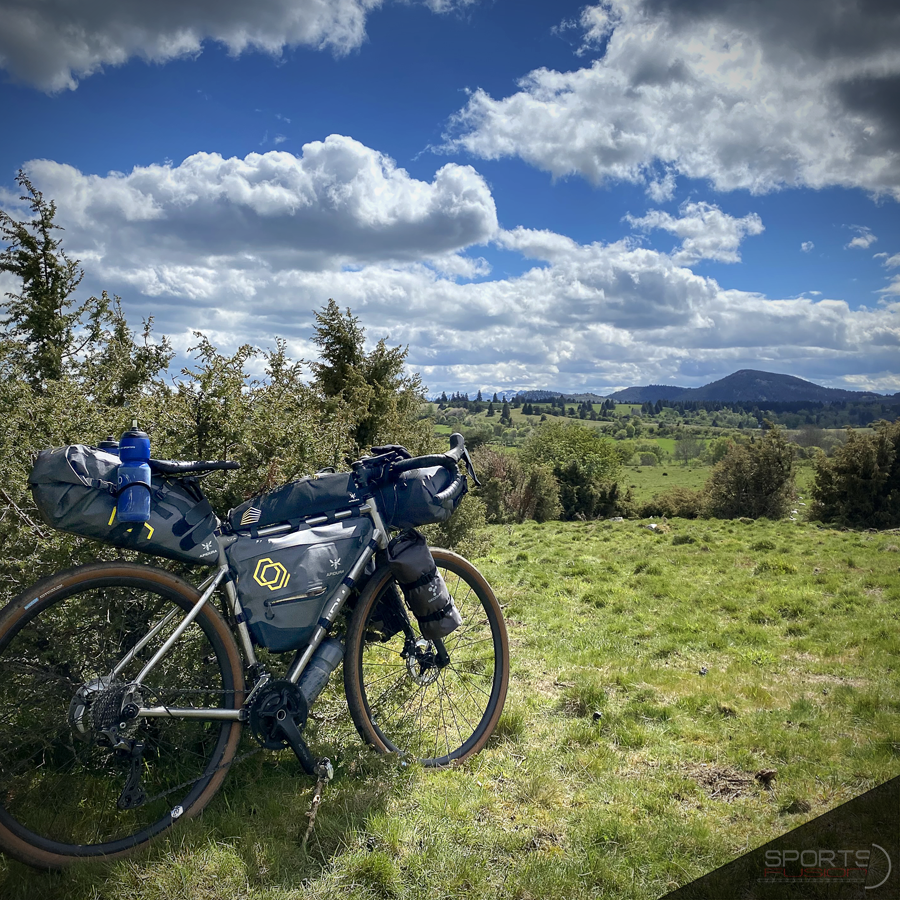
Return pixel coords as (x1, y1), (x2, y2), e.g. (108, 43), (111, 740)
(253, 557), (290, 591)
(240, 507), (262, 526)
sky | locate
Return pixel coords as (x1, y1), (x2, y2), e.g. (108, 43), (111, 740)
(0, 0), (898, 396)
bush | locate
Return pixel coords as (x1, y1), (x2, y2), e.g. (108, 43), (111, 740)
(704, 426), (795, 519)
(638, 487), (705, 519)
(810, 419), (900, 528)
(471, 447), (561, 524)
(555, 460), (628, 519)
(520, 421), (622, 520)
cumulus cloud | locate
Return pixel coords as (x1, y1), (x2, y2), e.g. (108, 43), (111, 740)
(624, 201), (764, 264)
(26, 135), (498, 275)
(845, 225), (878, 249)
(0, 0), (475, 91)
(446, 0), (900, 199)
(801, 241), (814, 252)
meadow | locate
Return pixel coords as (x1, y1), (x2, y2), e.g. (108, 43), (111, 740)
(3, 517), (899, 900)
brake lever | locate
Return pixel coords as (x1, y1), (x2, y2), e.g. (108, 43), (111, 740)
(461, 448), (481, 487)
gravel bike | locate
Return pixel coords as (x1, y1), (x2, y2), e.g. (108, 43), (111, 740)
(0, 434), (508, 869)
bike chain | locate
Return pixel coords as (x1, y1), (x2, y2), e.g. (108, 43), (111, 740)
(127, 686), (260, 808)
(139, 744), (264, 807)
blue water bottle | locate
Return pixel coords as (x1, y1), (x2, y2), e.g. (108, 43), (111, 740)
(117, 421), (152, 523)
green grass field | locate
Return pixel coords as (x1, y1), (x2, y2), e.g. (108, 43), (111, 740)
(3, 518), (899, 899)
(622, 463), (712, 502)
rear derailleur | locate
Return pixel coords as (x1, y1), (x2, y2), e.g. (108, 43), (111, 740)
(68, 677), (147, 809)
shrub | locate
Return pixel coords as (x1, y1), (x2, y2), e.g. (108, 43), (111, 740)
(521, 420), (620, 482)
(555, 460), (627, 520)
(521, 421), (622, 520)
(639, 487), (705, 519)
(704, 426), (795, 519)
(471, 447), (561, 524)
(810, 419), (900, 528)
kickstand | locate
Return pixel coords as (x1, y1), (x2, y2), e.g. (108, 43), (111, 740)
(301, 758), (333, 851)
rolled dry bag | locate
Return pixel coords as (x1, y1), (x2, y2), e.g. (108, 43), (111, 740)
(387, 530), (461, 640)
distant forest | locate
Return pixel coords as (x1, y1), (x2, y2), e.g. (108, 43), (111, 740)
(435, 391), (897, 431)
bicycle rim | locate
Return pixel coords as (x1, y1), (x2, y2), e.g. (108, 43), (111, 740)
(0, 564), (243, 867)
(346, 550), (508, 767)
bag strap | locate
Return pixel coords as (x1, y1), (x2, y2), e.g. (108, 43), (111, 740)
(67, 451), (117, 496)
(397, 566), (439, 592)
(416, 601), (455, 624)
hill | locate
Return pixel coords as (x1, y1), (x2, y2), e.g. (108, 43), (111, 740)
(604, 369), (898, 404)
(437, 370), (900, 406)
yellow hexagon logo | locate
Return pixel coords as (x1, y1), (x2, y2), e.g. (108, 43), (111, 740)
(253, 557), (290, 591)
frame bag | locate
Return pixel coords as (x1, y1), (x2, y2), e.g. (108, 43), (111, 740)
(29, 445), (219, 565)
(226, 517), (374, 652)
(388, 529), (461, 640)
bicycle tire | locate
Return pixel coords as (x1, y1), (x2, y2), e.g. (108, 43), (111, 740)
(344, 548), (508, 767)
(0, 563), (244, 869)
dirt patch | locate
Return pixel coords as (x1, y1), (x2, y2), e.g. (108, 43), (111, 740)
(685, 763), (756, 801)
(522, 827), (564, 852)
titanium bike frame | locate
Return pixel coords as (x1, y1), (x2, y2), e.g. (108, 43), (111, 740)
(130, 496), (391, 722)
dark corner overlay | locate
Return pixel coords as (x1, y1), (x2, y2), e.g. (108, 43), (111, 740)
(660, 775), (899, 899)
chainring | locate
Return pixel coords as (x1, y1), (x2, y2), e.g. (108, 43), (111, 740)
(248, 680), (309, 750)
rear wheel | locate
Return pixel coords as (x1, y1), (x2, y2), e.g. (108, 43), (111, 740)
(0, 563), (244, 869)
(344, 549), (508, 766)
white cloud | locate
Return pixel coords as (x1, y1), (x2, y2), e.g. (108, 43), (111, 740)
(801, 241), (814, 252)
(624, 201), (764, 264)
(646, 169), (677, 203)
(26, 135), (498, 272)
(881, 252), (900, 268)
(0, 0), (476, 91)
(845, 225), (878, 249)
(446, 0), (900, 199)
(16, 149), (899, 396)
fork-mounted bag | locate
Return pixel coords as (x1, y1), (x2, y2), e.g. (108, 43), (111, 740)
(387, 529), (461, 640)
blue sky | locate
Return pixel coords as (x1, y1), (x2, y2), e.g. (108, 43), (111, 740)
(0, 0), (898, 395)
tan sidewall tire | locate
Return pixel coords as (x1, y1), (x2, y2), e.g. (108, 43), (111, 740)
(0, 563), (244, 870)
(345, 548), (509, 765)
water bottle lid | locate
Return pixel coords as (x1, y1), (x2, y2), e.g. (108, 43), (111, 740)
(121, 420), (149, 440)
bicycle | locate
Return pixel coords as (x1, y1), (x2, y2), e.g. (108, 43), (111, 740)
(0, 433), (508, 869)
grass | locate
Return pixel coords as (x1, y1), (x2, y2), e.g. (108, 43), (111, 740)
(3, 519), (900, 898)
(622, 463), (712, 502)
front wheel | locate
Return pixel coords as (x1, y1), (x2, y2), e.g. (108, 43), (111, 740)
(0, 563), (244, 869)
(344, 548), (509, 766)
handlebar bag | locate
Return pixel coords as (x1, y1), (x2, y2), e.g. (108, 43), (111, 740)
(226, 517), (374, 652)
(377, 466), (467, 531)
(29, 445), (219, 565)
(387, 529), (461, 640)
(228, 471), (362, 533)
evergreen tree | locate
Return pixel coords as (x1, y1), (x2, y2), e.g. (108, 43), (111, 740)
(487, 401), (495, 417)
(492, 392), (499, 403)
(0, 170), (103, 390)
(311, 299), (427, 454)
(476, 389), (483, 402)
(501, 400), (511, 420)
